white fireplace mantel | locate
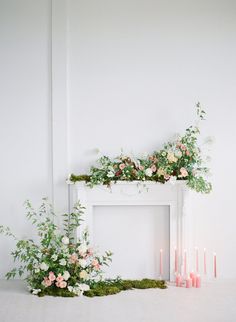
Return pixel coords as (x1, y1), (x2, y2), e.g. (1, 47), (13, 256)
(68, 181), (194, 281)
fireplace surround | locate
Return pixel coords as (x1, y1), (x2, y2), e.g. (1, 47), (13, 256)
(68, 181), (194, 281)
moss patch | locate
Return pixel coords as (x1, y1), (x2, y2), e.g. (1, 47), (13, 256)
(36, 279), (167, 298)
(84, 279), (167, 297)
(37, 286), (77, 297)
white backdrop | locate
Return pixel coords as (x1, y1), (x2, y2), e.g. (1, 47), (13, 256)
(0, 0), (236, 279)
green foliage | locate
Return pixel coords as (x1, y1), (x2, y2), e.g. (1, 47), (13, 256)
(69, 103), (212, 194)
(84, 278), (167, 297)
(0, 199), (112, 297)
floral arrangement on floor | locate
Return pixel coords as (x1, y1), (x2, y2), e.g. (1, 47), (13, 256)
(70, 103), (212, 193)
(0, 199), (112, 297)
(0, 199), (167, 297)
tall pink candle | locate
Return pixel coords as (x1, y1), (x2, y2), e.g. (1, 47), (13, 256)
(160, 249), (163, 277)
(204, 248), (207, 275)
(175, 247), (178, 274)
(184, 249), (187, 276)
(213, 253), (217, 278)
(195, 247), (199, 273)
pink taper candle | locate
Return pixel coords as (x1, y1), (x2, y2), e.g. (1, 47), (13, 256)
(204, 248), (207, 275)
(213, 253), (217, 278)
(160, 249), (163, 277)
(195, 247), (199, 273)
(184, 249), (187, 276)
(175, 247), (178, 274)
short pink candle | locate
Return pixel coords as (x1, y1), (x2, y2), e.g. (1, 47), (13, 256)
(175, 274), (182, 287)
(190, 271), (196, 287)
(196, 275), (201, 288)
(186, 277), (192, 288)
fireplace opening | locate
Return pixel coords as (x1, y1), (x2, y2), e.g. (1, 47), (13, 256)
(93, 205), (170, 280)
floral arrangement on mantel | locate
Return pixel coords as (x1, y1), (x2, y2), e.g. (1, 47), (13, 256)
(70, 103), (212, 193)
(0, 199), (166, 297)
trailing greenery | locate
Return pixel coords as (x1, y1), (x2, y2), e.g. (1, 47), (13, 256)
(69, 103), (212, 194)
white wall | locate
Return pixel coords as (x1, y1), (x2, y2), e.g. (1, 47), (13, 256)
(0, 0), (236, 279)
(0, 0), (52, 277)
(68, 0), (236, 279)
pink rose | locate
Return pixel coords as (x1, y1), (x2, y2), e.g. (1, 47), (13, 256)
(119, 163), (126, 170)
(151, 165), (157, 172)
(180, 167), (188, 177)
(48, 271), (56, 282)
(164, 174), (170, 180)
(139, 165), (144, 171)
(92, 259), (100, 270)
(42, 277), (52, 287)
(55, 281), (67, 288)
(88, 248), (93, 256)
(186, 150), (190, 156)
(69, 253), (78, 264)
(56, 274), (64, 283)
(180, 144), (187, 151)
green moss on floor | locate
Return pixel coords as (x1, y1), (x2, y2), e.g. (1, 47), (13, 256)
(36, 279), (167, 298)
(84, 279), (167, 297)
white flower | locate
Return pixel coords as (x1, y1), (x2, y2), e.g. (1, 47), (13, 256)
(62, 236), (70, 245)
(145, 168), (153, 177)
(68, 286), (74, 293)
(59, 258), (67, 266)
(51, 254), (58, 261)
(63, 271), (70, 281)
(35, 268), (40, 273)
(175, 150), (182, 158)
(32, 289), (41, 295)
(107, 171), (115, 178)
(79, 283), (90, 292)
(39, 262), (49, 271)
(78, 259), (87, 268)
(78, 244), (87, 254)
(169, 176), (177, 185)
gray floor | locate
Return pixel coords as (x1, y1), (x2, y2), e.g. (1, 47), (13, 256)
(0, 280), (236, 322)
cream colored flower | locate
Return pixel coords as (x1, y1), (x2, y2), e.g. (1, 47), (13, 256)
(167, 152), (178, 163)
(157, 168), (165, 176)
(79, 270), (88, 280)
